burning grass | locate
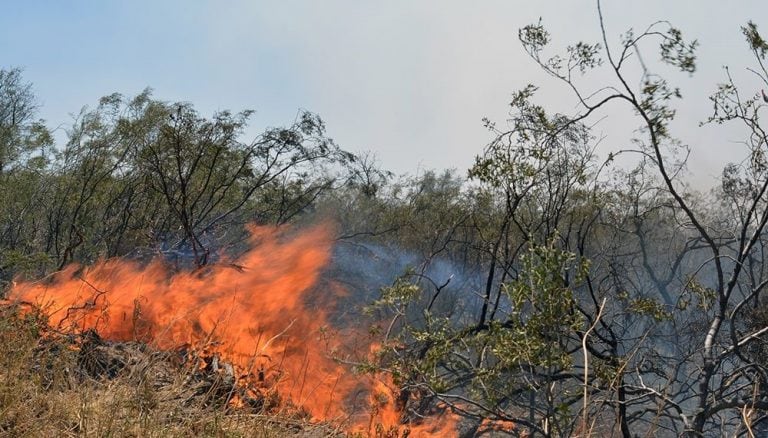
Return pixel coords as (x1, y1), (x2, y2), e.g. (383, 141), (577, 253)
(0, 303), (344, 437)
(1, 223), (461, 437)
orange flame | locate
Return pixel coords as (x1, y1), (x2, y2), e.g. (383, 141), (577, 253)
(8, 223), (459, 436)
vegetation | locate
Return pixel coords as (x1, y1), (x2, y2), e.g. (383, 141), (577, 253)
(0, 304), (341, 437)
(2, 3), (768, 437)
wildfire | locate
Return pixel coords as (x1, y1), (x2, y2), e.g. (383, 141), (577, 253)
(7, 223), (459, 436)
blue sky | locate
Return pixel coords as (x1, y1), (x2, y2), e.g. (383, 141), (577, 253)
(2, 1), (766, 185)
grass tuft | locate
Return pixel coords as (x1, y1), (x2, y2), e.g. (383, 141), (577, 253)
(0, 303), (343, 437)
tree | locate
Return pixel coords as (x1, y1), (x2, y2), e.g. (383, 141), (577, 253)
(366, 5), (768, 437)
(47, 90), (357, 268)
(129, 96), (354, 266)
(0, 67), (51, 175)
(0, 68), (53, 286)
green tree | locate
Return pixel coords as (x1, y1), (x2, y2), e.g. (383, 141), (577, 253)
(0, 67), (51, 174)
(47, 90), (356, 268)
(365, 6), (768, 437)
(0, 68), (53, 286)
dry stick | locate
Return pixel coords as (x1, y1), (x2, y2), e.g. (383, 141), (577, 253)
(297, 348), (311, 405)
(246, 331), (265, 375)
(259, 319), (296, 354)
(743, 405), (755, 438)
(581, 297), (607, 437)
(324, 374), (342, 419)
(261, 320), (298, 404)
(742, 382), (761, 438)
(588, 328), (652, 435)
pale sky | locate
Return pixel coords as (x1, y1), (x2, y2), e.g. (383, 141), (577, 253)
(2, 1), (766, 186)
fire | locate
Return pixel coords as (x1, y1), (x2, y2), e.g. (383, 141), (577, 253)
(7, 223), (459, 436)
(478, 417), (516, 435)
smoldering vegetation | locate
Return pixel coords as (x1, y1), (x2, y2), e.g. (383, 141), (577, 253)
(3, 10), (768, 438)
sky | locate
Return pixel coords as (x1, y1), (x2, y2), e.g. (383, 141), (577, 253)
(1, 1), (766, 186)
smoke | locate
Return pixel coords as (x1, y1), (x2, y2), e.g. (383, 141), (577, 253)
(7, 222), (466, 435)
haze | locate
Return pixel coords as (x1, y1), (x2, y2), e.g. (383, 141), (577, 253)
(2, 1), (765, 185)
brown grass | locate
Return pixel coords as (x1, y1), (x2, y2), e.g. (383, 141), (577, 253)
(0, 304), (343, 437)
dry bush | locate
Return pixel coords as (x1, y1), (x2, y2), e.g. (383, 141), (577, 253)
(0, 304), (342, 437)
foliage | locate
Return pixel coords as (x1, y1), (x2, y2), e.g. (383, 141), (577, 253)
(355, 5), (768, 437)
(0, 84), (355, 281)
(3, 5), (768, 436)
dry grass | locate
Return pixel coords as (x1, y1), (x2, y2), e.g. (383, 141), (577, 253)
(0, 304), (343, 437)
